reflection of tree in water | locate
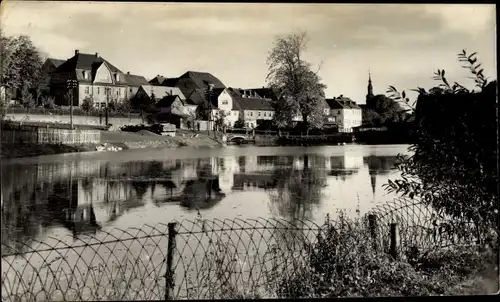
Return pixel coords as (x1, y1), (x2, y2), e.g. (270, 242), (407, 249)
(131, 181), (150, 201)
(266, 155), (328, 266)
(1, 165), (51, 252)
(269, 155), (327, 223)
(180, 163), (225, 211)
(363, 156), (398, 196)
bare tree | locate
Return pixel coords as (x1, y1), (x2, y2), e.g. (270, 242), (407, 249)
(266, 31), (327, 131)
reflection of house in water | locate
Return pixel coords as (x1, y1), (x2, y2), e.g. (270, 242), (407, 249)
(47, 180), (102, 238)
(155, 173), (225, 211)
(232, 172), (278, 190)
(363, 156), (398, 196)
(328, 154), (363, 180)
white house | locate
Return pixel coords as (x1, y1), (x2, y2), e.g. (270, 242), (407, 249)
(226, 88), (275, 128)
(325, 96), (362, 132)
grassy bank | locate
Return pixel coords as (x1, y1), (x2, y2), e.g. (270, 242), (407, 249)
(200, 215), (498, 299)
(1, 130), (222, 159)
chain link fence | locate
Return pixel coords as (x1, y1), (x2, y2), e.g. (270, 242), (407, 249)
(1, 203), (481, 301)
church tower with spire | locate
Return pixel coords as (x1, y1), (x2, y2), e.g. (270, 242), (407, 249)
(366, 70), (374, 106)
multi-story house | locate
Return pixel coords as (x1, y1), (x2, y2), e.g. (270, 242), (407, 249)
(50, 50), (129, 107)
(325, 96), (363, 132)
(227, 88), (274, 128)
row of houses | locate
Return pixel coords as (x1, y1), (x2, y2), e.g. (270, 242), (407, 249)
(43, 50), (363, 132)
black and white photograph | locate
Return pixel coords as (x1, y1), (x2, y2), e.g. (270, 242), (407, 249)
(0, 1), (498, 300)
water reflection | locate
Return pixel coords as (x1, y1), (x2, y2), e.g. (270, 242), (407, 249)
(1, 149), (402, 249)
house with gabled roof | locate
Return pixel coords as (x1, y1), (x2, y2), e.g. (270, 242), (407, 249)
(164, 71), (226, 107)
(124, 72), (149, 101)
(325, 95), (362, 132)
(149, 75), (167, 86)
(226, 87), (275, 129)
(50, 50), (128, 107)
(135, 85), (186, 102)
(40, 58), (66, 92)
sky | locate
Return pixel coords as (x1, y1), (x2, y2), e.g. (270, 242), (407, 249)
(1, 1), (497, 104)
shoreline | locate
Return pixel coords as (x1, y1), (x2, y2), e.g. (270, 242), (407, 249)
(1, 131), (224, 159)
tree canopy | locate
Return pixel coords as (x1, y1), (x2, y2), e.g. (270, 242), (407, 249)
(266, 32), (327, 130)
(385, 50), (497, 243)
(0, 32), (43, 93)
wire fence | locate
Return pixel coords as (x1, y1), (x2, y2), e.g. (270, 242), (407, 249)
(1, 201), (481, 301)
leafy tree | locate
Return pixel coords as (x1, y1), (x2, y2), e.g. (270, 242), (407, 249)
(195, 103), (209, 120)
(117, 99), (132, 117)
(384, 50), (497, 244)
(42, 95), (55, 109)
(366, 94), (406, 124)
(0, 33), (43, 97)
(233, 118), (245, 129)
(266, 31), (327, 131)
(81, 96), (94, 114)
(130, 91), (155, 121)
(214, 110), (228, 132)
(362, 108), (382, 127)
(21, 85), (35, 110)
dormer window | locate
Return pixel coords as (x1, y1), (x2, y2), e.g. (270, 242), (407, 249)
(83, 71), (89, 80)
(115, 74), (119, 82)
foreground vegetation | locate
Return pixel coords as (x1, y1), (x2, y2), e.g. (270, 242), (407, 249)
(196, 48), (499, 298)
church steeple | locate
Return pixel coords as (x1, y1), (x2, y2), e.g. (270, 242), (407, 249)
(366, 70), (374, 103)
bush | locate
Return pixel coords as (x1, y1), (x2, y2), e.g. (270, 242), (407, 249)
(233, 119), (245, 129)
(385, 50), (498, 243)
(274, 213), (490, 298)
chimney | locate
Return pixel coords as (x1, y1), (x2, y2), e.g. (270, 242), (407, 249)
(75, 49), (79, 55)
(95, 52), (99, 57)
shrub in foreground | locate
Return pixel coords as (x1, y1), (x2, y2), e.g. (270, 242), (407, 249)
(274, 213), (495, 298)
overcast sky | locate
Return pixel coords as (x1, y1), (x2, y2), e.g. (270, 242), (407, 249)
(1, 2), (496, 103)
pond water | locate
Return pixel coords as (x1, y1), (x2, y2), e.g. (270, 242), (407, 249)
(1, 144), (411, 248)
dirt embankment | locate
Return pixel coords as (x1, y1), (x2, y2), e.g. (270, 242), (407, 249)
(100, 131), (223, 149)
(1, 130), (223, 159)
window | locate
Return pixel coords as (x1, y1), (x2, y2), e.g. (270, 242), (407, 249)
(222, 100), (228, 105)
(264, 112), (267, 117)
(115, 74), (119, 81)
(85, 87), (89, 94)
(258, 112), (261, 117)
(97, 87), (100, 95)
(338, 110), (341, 114)
(250, 112), (253, 116)
(130, 88), (133, 93)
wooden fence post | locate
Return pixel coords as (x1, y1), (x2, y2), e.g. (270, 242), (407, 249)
(368, 214), (378, 251)
(165, 222), (178, 300)
(390, 223), (398, 259)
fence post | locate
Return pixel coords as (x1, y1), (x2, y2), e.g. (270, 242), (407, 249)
(368, 214), (378, 251)
(165, 222), (178, 300)
(390, 223), (398, 259)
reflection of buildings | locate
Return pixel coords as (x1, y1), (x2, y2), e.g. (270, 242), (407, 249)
(47, 180), (101, 238)
(363, 156), (398, 196)
(328, 154), (363, 180)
